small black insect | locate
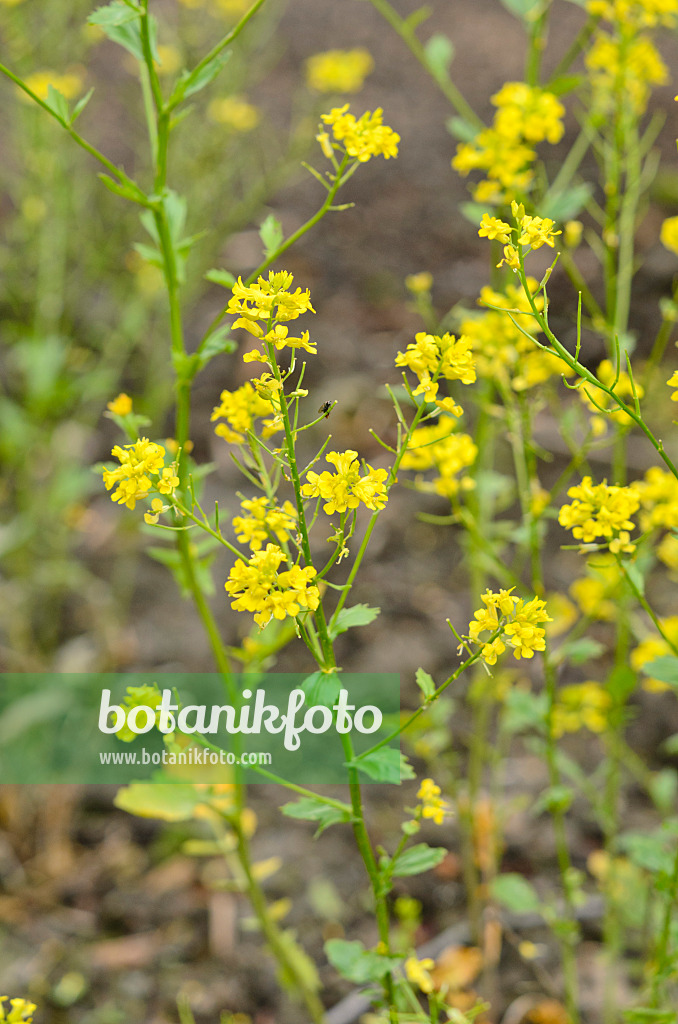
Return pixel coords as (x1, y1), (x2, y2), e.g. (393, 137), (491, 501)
(318, 400), (334, 418)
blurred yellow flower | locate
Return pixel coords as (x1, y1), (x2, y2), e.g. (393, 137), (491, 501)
(207, 95), (260, 131)
(661, 216), (678, 255)
(306, 48), (374, 93)
(21, 68), (84, 102)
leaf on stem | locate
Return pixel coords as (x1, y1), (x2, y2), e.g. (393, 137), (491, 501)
(346, 748), (415, 783)
(328, 604), (380, 640)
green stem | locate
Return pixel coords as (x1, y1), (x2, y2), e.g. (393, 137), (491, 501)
(364, 0), (483, 129)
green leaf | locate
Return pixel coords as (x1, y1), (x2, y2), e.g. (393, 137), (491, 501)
(499, 0), (542, 18)
(70, 86), (95, 125)
(88, 1), (140, 28)
(90, 2), (157, 63)
(133, 242), (164, 269)
(329, 604), (380, 639)
(98, 173), (148, 206)
(259, 213), (284, 258)
(491, 873), (541, 913)
(114, 782), (202, 821)
(648, 769), (678, 814)
(460, 201), (490, 226)
(347, 747), (413, 783)
(540, 183), (593, 222)
(531, 785), (574, 816)
(424, 33), (454, 84)
(325, 939), (396, 984)
(607, 664), (637, 701)
(446, 116), (478, 142)
(554, 636), (605, 666)
(391, 842), (446, 877)
(206, 268), (236, 288)
(276, 929), (321, 993)
(173, 51), (230, 105)
(45, 84), (70, 122)
(415, 667), (435, 701)
(644, 656), (678, 688)
(196, 326), (236, 370)
(545, 73), (584, 97)
(503, 688), (548, 735)
(301, 670), (342, 709)
(280, 797), (351, 836)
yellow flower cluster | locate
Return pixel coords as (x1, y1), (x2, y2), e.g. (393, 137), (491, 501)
(558, 477), (639, 553)
(468, 589), (552, 664)
(580, 359), (643, 434)
(232, 496), (297, 551)
(395, 331), (476, 414)
(634, 466), (678, 531)
(551, 683), (611, 737)
(630, 617), (678, 692)
(587, 0), (678, 27)
(417, 778), (449, 825)
(211, 381), (281, 443)
(318, 105), (399, 162)
(660, 216), (678, 255)
(225, 544), (319, 626)
(0, 999), (36, 1023)
(302, 450), (388, 515)
(481, 205), (561, 270)
(452, 83), (564, 204)
(102, 438), (178, 510)
(227, 272), (315, 363)
(21, 68), (83, 102)
(460, 280), (571, 390)
(666, 370), (678, 400)
(569, 555), (623, 621)
(586, 31), (667, 114)
(399, 417), (478, 499)
(207, 95), (260, 131)
(306, 48), (374, 93)
(404, 956), (436, 994)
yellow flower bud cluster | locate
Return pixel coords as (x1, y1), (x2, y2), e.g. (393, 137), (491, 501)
(468, 589), (552, 665)
(453, 82), (564, 204)
(225, 544), (319, 627)
(302, 450), (388, 515)
(558, 476), (639, 553)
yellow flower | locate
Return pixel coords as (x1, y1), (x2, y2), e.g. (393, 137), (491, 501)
(586, 31), (666, 114)
(564, 220), (583, 248)
(630, 618), (678, 692)
(587, 0), (678, 27)
(102, 438), (167, 510)
(155, 44), (183, 76)
(225, 544), (319, 627)
(661, 217), (678, 256)
(405, 271), (433, 294)
(302, 450), (388, 515)
(306, 48), (374, 93)
(232, 497), (297, 551)
(666, 369), (678, 401)
(144, 497), (168, 525)
(634, 465), (678, 530)
(551, 683), (612, 737)
(228, 271), (314, 331)
(404, 956), (436, 994)
(517, 212), (561, 250)
(211, 382), (282, 443)
(497, 244), (521, 269)
(400, 418), (478, 498)
(478, 214), (513, 244)
(559, 476), (639, 552)
(320, 104), (399, 162)
(107, 393), (133, 416)
(416, 778), (449, 825)
(21, 68), (84, 102)
(207, 95), (260, 131)
(395, 331), (476, 405)
(0, 997), (37, 1023)
(468, 590), (551, 664)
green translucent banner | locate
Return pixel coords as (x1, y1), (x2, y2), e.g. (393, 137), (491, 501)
(0, 673), (402, 784)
